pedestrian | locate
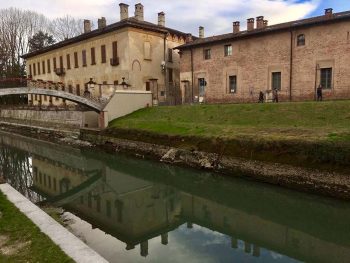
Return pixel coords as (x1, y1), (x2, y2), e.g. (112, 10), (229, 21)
(317, 84), (323, 101)
(273, 89), (279, 103)
(258, 91), (264, 103)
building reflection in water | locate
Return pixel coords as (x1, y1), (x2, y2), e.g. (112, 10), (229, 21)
(1, 133), (350, 262)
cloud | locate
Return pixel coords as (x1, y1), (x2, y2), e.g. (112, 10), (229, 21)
(0, 0), (321, 35)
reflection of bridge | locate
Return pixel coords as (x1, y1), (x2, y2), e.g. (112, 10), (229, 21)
(0, 87), (105, 112)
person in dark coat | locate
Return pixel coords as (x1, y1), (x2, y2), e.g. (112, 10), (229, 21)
(317, 84), (323, 101)
(272, 89), (279, 103)
(258, 91), (264, 103)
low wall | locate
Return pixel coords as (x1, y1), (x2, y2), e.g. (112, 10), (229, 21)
(0, 109), (100, 128)
(103, 90), (152, 127)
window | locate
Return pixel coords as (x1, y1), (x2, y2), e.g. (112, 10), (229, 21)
(101, 45), (106, 63)
(33, 63), (36, 76)
(168, 68), (173, 82)
(37, 62), (40, 75)
(224, 45), (232, 56)
(272, 72), (281, 90)
(91, 47), (96, 65)
(66, 54), (71, 69)
(76, 84), (80, 96)
(112, 41), (118, 59)
(53, 57), (57, 70)
(168, 48), (173, 62)
(68, 85), (73, 93)
(229, 76), (237, 93)
(47, 59), (51, 73)
(42, 61), (45, 74)
(74, 52), (79, 68)
(297, 34), (305, 46)
(29, 64), (32, 76)
(321, 68), (332, 89)
(146, 82), (151, 91)
(82, 50), (87, 67)
(204, 49), (211, 60)
(144, 41), (151, 60)
(59, 56), (63, 69)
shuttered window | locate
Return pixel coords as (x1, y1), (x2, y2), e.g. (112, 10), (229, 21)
(272, 72), (281, 90)
(321, 68), (332, 89)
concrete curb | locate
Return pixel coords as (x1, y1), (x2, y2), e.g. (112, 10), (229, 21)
(0, 183), (108, 263)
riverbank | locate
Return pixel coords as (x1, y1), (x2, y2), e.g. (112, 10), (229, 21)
(0, 187), (72, 262)
(108, 101), (350, 170)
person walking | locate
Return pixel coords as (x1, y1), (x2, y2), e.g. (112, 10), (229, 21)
(272, 89), (279, 103)
(258, 91), (264, 103)
(317, 84), (323, 101)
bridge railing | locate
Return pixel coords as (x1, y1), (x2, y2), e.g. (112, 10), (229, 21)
(27, 80), (116, 107)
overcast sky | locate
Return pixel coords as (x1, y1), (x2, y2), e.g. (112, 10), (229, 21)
(1, 0), (350, 35)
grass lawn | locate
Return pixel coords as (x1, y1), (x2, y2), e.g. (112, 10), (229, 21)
(0, 191), (73, 262)
(109, 101), (350, 143)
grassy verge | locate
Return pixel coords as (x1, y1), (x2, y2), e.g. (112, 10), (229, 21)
(106, 101), (350, 169)
(0, 191), (73, 262)
(109, 101), (350, 142)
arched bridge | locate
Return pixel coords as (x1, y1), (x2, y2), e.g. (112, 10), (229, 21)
(0, 87), (105, 112)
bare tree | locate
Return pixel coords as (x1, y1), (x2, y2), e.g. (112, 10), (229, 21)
(0, 8), (49, 78)
(49, 15), (83, 42)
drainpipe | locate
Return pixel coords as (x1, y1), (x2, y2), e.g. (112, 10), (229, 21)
(163, 34), (167, 104)
(190, 48), (194, 103)
(289, 30), (293, 101)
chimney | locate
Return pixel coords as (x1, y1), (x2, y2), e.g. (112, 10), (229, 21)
(158, 12), (165, 27)
(256, 16), (264, 29)
(325, 8), (333, 18)
(119, 3), (129, 20)
(233, 21), (240, 34)
(84, 20), (91, 33)
(199, 26), (204, 38)
(247, 18), (255, 31)
(98, 17), (106, 29)
(185, 33), (193, 43)
(263, 20), (268, 28)
(135, 3), (144, 21)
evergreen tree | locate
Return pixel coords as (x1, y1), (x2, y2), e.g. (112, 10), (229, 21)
(28, 31), (55, 52)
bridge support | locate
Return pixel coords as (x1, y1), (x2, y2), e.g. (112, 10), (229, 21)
(99, 111), (107, 129)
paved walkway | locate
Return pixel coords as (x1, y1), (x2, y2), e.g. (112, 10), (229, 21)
(0, 183), (108, 263)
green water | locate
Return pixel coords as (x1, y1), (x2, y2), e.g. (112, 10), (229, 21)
(0, 131), (350, 263)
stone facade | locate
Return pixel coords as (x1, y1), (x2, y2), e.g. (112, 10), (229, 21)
(178, 9), (350, 103)
(23, 3), (187, 106)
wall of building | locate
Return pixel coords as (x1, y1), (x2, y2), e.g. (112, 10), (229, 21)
(180, 20), (350, 103)
(26, 27), (185, 106)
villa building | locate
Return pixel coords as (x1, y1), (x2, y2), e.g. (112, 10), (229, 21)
(22, 3), (190, 106)
(177, 8), (350, 103)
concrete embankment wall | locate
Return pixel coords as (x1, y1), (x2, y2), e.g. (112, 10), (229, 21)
(0, 109), (99, 128)
(102, 90), (152, 127)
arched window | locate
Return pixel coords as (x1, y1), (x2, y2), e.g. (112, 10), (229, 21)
(297, 34), (305, 46)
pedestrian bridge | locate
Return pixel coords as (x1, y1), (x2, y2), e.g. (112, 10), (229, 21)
(0, 87), (105, 112)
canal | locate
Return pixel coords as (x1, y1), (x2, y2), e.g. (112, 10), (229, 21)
(0, 131), (350, 263)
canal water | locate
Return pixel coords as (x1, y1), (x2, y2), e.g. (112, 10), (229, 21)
(0, 132), (350, 263)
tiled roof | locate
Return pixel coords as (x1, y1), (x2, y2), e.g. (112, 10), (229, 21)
(177, 10), (350, 50)
(22, 17), (190, 59)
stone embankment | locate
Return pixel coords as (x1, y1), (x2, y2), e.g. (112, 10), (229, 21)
(80, 128), (350, 200)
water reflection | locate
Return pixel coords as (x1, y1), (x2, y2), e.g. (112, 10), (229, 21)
(1, 132), (350, 263)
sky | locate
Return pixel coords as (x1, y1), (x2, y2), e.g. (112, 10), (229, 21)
(1, 0), (350, 35)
